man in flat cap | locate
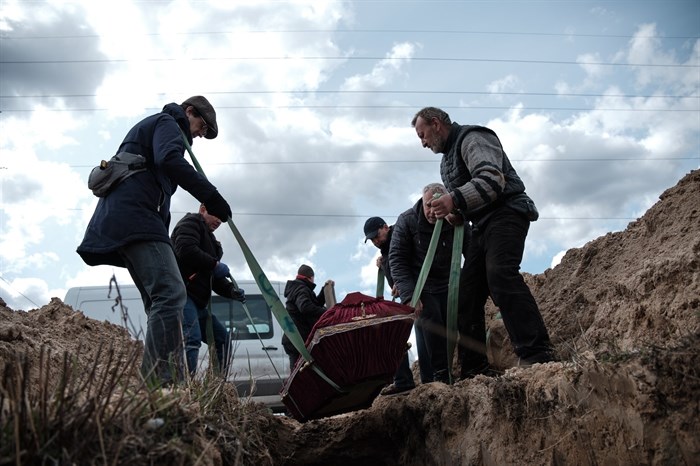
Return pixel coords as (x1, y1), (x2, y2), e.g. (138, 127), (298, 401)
(78, 95), (231, 386)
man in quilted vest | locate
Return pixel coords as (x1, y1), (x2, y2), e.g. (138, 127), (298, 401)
(411, 107), (555, 374)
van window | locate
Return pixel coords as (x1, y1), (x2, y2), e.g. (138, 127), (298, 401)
(209, 295), (274, 340)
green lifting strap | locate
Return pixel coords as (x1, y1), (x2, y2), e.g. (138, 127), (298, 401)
(410, 218), (443, 308)
(446, 224), (464, 385)
(179, 132), (343, 392)
(376, 268), (385, 298)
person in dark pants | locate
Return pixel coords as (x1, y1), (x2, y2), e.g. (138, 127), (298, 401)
(389, 183), (469, 383)
(78, 96), (231, 386)
(281, 264), (334, 369)
(364, 217), (432, 395)
(411, 107), (555, 375)
(171, 204), (246, 378)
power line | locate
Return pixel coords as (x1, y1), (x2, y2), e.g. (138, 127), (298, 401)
(2, 28), (697, 41)
(0, 275), (41, 308)
(3, 105), (697, 113)
(2, 90), (697, 100)
(63, 207), (639, 221)
(1, 56), (696, 68)
(61, 157), (699, 169)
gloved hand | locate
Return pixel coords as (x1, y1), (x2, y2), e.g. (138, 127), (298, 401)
(231, 288), (246, 303)
(204, 190), (232, 222)
(213, 261), (230, 279)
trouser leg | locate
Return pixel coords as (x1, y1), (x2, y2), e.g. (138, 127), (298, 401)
(419, 292), (449, 381)
(414, 318), (434, 383)
(393, 353), (415, 388)
(120, 240), (187, 386)
(182, 297), (202, 377)
(484, 209), (554, 361)
(458, 237), (490, 377)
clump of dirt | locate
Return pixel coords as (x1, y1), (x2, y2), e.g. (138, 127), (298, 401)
(1, 170), (698, 465)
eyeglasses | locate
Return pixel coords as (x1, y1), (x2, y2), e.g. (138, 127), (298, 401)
(199, 115), (208, 136)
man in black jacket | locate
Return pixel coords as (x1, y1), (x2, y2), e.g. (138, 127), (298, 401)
(390, 183), (470, 383)
(171, 204), (245, 377)
(364, 217), (429, 395)
(281, 264), (334, 369)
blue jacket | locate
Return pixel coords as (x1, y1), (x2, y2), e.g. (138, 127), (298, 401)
(77, 103), (219, 267)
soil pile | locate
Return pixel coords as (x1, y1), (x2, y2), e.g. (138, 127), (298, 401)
(1, 170), (698, 465)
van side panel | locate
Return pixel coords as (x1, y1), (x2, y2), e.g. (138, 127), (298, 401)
(64, 281), (290, 409)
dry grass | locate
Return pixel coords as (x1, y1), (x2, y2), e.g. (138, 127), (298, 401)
(0, 277), (287, 466)
(0, 341), (283, 465)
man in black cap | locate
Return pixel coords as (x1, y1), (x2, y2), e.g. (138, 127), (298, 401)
(78, 95), (231, 386)
(281, 264), (335, 368)
(364, 217), (432, 395)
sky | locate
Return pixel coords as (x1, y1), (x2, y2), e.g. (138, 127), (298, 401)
(0, 0), (698, 312)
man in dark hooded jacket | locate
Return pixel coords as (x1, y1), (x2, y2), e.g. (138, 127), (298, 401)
(77, 96), (232, 385)
(171, 204), (246, 378)
(281, 264), (334, 368)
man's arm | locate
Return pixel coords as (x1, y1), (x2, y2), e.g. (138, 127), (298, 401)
(452, 131), (508, 214)
(172, 217), (217, 272)
(295, 288), (327, 319)
(388, 211), (417, 304)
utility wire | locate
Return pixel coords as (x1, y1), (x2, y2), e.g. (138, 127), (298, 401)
(2, 90), (697, 99)
(3, 28), (697, 41)
(0, 275), (41, 308)
(3, 105), (697, 113)
(1, 56), (696, 68)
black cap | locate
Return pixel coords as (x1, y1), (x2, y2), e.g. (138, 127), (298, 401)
(363, 217), (386, 242)
(182, 95), (218, 139)
(297, 264), (315, 278)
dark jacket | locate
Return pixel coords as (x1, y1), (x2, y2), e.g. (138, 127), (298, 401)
(441, 123), (535, 226)
(77, 103), (219, 267)
(171, 213), (237, 308)
(379, 225), (395, 288)
(389, 198), (469, 304)
(281, 278), (327, 356)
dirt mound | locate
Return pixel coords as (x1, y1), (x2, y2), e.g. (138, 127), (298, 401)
(1, 170), (698, 465)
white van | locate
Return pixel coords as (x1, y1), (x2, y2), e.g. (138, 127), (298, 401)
(64, 280), (290, 410)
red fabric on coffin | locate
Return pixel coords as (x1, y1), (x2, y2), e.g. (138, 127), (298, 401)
(280, 292), (415, 421)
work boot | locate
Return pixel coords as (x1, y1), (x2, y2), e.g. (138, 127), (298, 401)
(379, 383), (414, 396)
(517, 350), (557, 367)
(460, 360), (498, 380)
(433, 369), (451, 384)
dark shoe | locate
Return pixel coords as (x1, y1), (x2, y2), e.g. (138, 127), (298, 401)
(518, 351), (557, 367)
(380, 383), (414, 396)
(433, 369), (451, 384)
(460, 360), (495, 380)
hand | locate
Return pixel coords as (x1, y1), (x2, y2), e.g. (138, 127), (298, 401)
(427, 193), (454, 219)
(324, 279), (335, 288)
(213, 262), (230, 279)
(413, 299), (423, 317)
(204, 190), (232, 222)
(231, 288), (246, 303)
(445, 212), (464, 226)
(390, 284), (400, 298)
(375, 256), (383, 268)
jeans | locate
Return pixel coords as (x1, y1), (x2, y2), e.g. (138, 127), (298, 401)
(119, 240), (187, 386)
(459, 208), (553, 372)
(393, 319), (434, 388)
(182, 296), (230, 377)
